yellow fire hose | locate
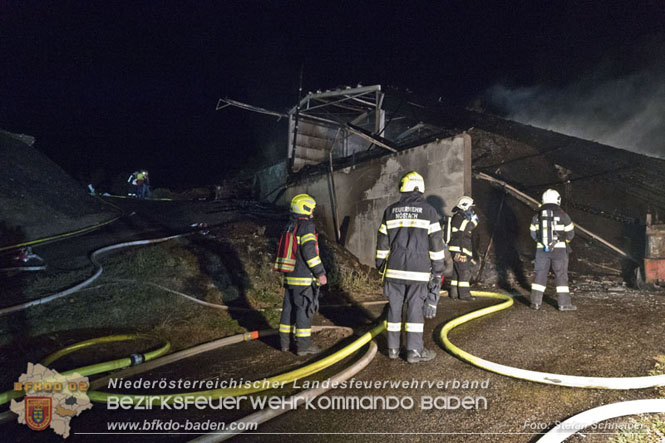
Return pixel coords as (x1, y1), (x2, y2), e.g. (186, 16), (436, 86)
(0, 214), (121, 253)
(87, 322), (384, 404)
(3, 287), (665, 439)
(191, 340), (380, 443)
(0, 335), (171, 406)
(0, 323), (385, 408)
(441, 290), (665, 389)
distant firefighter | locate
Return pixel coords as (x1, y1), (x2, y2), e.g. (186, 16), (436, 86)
(127, 171), (138, 197)
(447, 196), (478, 301)
(136, 170), (150, 199)
(529, 189), (576, 311)
(375, 171), (445, 364)
(274, 193), (327, 356)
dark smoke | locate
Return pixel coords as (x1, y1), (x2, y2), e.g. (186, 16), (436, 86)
(486, 55), (665, 159)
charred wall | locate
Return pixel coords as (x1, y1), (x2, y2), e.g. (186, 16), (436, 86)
(257, 134), (470, 266)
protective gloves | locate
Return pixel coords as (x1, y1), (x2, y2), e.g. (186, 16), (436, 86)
(306, 285), (321, 316)
(464, 210), (479, 224)
(442, 246), (453, 275)
(424, 274), (441, 319)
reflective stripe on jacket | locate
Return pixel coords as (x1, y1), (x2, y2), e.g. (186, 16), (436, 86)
(283, 217), (326, 287)
(375, 191), (445, 284)
(530, 203), (574, 250)
(448, 209), (477, 257)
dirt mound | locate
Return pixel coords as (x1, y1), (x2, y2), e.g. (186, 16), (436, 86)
(0, 129), (116, 248)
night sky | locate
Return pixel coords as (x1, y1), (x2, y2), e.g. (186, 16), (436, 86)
(2, 1), (664, 188)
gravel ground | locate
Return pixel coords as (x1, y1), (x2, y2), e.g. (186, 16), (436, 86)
(4, 287), (663, 442)
(3, 198), (664, 442)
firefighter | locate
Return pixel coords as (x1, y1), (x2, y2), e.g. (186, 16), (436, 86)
(127, 171), (138, 197)
(376, 171), (446, 363)
(137, 170), (150, 199)
(447, 196), (478, 301)
(278, 193), (327, 355)
(529, 189), (576, 311)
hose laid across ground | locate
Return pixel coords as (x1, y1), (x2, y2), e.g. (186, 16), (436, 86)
(107, 278), (388, 312)
(537, 399), (665, 443)
(0, 266), (46, 272)
(441, 290), (665, 440)
(0, 324), (384, 435)
(0, 325), (384, 407)
(440, 290), (665, 389)
(0, 334), (171, 406)
(191, 340), (379, 442)
(0, 214), (122, 253)
(87, 322), (385, 404)
(0, 233), (189, 317)
(104, 194), (173, 201)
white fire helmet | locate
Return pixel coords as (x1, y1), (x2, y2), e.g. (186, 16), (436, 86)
(542, 189), (561, 205)
(456, 196), (474, 211)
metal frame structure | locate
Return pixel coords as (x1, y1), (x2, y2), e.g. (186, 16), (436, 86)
(216, 84), (460, 173)
(288, 85), (386, 171)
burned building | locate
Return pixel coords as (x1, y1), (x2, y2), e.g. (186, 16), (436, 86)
(243, 85), (471, 266)
(219, 85), (665, 286)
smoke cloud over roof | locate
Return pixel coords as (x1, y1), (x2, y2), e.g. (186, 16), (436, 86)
(486, 50), (665, 159)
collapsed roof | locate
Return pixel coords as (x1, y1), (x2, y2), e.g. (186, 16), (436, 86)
(217, 85), (459, 173)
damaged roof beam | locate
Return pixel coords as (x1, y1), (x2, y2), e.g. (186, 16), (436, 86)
(215, 98), (287, 118)
(345, 123), (397, 153)
(295, 85), (382, 110)
(344, 95), (377, 107)
(475, 172), (638, 262)
(350, 111), (371, 125)
(298, 113), (343, 126)
(303, 84), (381, 101)
(304, 95), (371, 113)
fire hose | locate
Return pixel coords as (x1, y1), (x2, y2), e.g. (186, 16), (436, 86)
(0, 206), (386, 438)
(441, 291), (665, 441)
(0, 231), (385, 437)
(0, 325), (384, 438)
(0, 212), (121, 253)
(440, 291), (665, 389)
(0, 234), (188, 317)
(2, 228), (663, 438)
(537, 399), (665, 442)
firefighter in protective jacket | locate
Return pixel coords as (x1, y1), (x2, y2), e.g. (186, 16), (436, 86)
(447, 196), (478, 300)
(376, 171), (446, 363)
(529, 189), (576, 311)
(278, 194), (327, 355)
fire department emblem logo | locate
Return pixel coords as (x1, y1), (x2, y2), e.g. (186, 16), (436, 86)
(25, 397), (52, 431)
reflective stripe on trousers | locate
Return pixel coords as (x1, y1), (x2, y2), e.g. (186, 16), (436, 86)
(280, 285), (315, 351)
(384, 281), (427, 351)
(530, 248), (571, 307)
(452, 260), (472, 299)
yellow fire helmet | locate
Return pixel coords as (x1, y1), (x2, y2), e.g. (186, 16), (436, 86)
(399, 171), (425, 193)
(291, 193), (316, 216)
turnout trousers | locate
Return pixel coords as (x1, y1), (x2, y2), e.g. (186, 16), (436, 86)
(279, 285), (314, 351)
(530, 249), (572, 307)
(384, 281), (427, 351)
(450, 254), (473, 299)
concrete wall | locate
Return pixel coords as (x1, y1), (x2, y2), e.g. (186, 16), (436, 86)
(257, 133), (470, 267)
